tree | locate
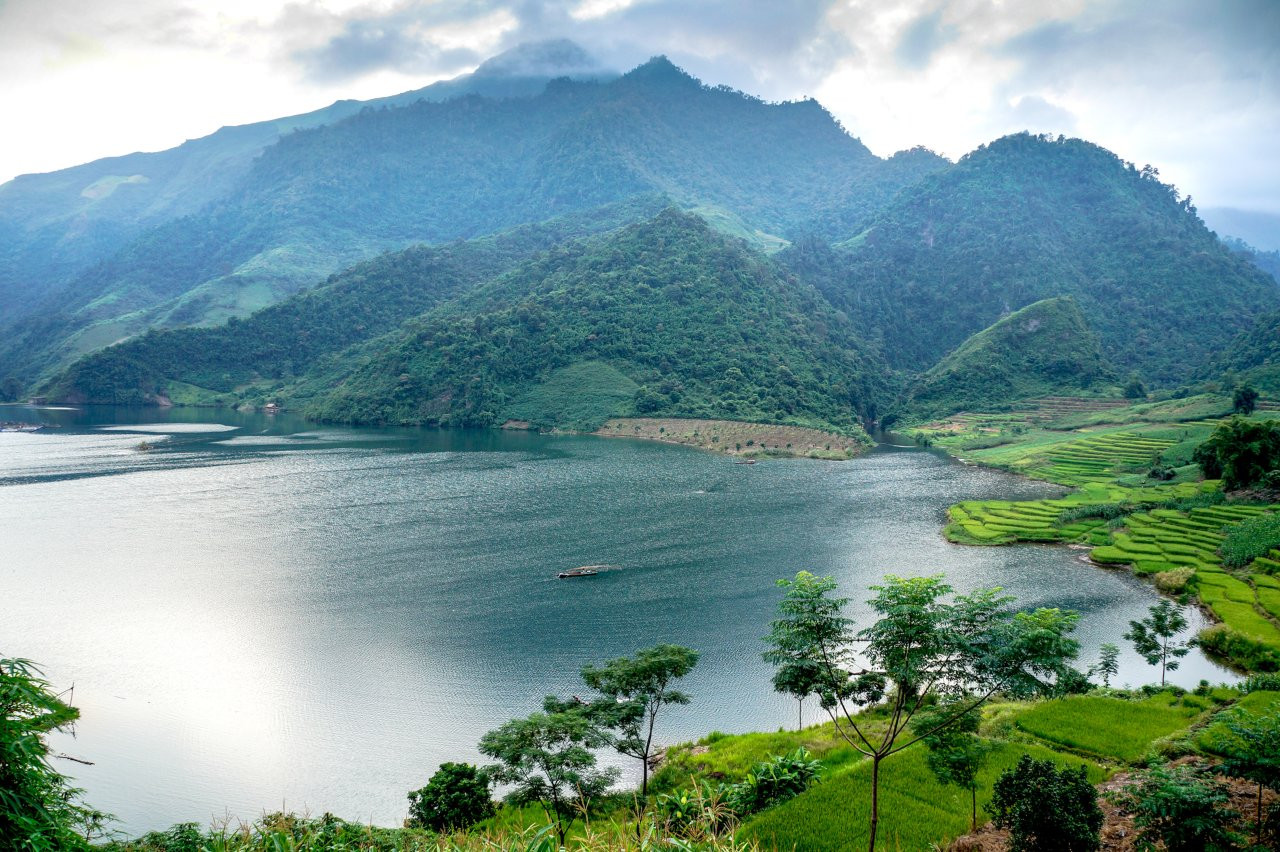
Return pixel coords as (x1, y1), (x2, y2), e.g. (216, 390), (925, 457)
(1217, 705), (1280, 846)
(1115, 763), (1239, 852)
(988, 755), (1103, 852)
(911, 703), (990, 832)
(1092, 643), (1120, 688)
(769, 572), (1082, 852)
(1, 657), (103, 851)
(762, 574), (850, 732)
(1124, 373), (1148, 399)
(406, 762), (495, 832)
(478, 700), (619, 846)
(1124, 599), (1191, 686)
(1234, 384), (1260, 415)
(580, 643), (699, 798)
(1193, 416), (1280, 490)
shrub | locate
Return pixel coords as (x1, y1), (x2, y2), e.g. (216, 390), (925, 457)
(724, 748), (821, 816)
(1194, 417), (1280, 490)
(1198, 624), (1280, 672)
(1220, 512), (1280, 568)
(988, 755), (1103, 851)
(1242, 672), (1280, 693)
(1113, 763), (1240, 852)
(406, 762), (495, 832)
(1155, 568), (1195, 593)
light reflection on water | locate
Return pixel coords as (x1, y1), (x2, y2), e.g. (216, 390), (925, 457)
(0, 404), (1235, 835)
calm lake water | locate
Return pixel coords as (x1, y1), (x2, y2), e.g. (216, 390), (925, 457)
(0, 404), (1234, 835)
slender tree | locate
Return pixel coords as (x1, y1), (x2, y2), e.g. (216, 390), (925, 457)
(478, 699), (618, 846)
(1124, 599), (1191, 686)
(911, 703), (991, 833)
(580, 643), (699, 798)
(763, 574), (849, 731)
(769, 572), (1082, 852)
(1218, 705), (1280, 846)
(1092, 643), (1121, 688)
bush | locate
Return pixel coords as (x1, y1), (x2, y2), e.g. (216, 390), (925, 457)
(988, 755), (1103, 852)
(725, 748), (821, 816)
(1194, 417), (1280, 490)
(1113, 763), (1240, 852)
(1220, 512), (1280, 568)
(1198, 625), (1280, 672)
(406, 762), (495, 832)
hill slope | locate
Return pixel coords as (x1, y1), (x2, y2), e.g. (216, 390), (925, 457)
(38, 198), (668, 406)
(1210, 310), (1280, 394)
(0, 56), (944, 389)
(893, 297), (1116, 421)
(782, 133), (1280, 385)
(0, 39), (616, 326)
(299, 210), (888, 431)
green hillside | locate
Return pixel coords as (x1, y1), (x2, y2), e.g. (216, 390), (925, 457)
(0, 56), (944, 388)
(786, 132), (1280, 385)
(301, 210), (887, 430)
(38, 198), (668, 406)
(894, 297), (1116, 421)
(1211, 310), (1280, 393)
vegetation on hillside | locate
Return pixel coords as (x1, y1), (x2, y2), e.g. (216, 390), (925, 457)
(785, 133), (1280, 384)
(893, 296), (1116, 421)
(302, 210), (888, 431)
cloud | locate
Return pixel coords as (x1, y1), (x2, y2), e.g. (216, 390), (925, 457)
(894, 8), (953, 70)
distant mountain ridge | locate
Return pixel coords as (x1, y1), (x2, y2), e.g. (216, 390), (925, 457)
(0, 52), (945, 388)
(0, 40), (618, 326)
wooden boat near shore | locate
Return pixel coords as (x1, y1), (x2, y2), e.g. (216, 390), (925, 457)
(557, 565), (611, 578)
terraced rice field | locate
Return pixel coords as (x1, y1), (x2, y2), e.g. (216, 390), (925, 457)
(971, 431), (1177, 486)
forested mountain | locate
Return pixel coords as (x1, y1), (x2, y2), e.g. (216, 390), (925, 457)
(893, 297), (1116, 422)
(40, 197), (669, 406)
(0, 54), (945, 389)
(298, 210), (888, 430)
(0, 39), (615, 326)
(781, 133), (1280, 385)
(1210, 310), (1280, 394)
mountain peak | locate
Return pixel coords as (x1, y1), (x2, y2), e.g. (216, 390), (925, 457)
(621, 55), (700, 88)
(474, 39), (607, 79)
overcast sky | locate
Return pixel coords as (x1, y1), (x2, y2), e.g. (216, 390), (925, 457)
(1, 0), (1277, 213)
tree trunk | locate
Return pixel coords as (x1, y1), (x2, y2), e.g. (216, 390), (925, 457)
(1258, 779), (1264, 846)
(798, 696), (804, 732)
(868, 754), (881, 852)
(971, 785), (977, 833)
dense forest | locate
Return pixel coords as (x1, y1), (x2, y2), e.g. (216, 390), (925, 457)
(302, 210), (887, 430)
(783, 133), (1278, 385)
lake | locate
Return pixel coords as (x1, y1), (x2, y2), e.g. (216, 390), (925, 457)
(0, 404), (1234, 835)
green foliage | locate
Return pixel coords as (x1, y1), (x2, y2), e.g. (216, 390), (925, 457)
(1093, 643), (1121, 688)
(477, 699), (619, 845)
(1014, 692), (1206, 763)
(504, 361), (639, 430)
(306, 211), (887, 430)
(761, 572), (851, 730)
(0, 657), (101, 851)
(911, 704), (990, 832)
(1113, 763), (1240, 852)
(988, 755), (1103, 852)
(791, 132), (1280, 385)
(580, 643), (700, 796)
(1195, 417), (1280, 491)
(1125, 599), (1193, 686)
(1215, 705), (1280, 845)
(406, 763), (495, 832)
(895, 297), (1116, 421)
(723, 749), (821, 817)
(739, 741), (1102, 852)
(1234, 385), (1260, 415)
(1220, 512), (1280, 568)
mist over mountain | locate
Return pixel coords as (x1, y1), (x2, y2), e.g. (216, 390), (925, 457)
(6, 45), (1279, 430)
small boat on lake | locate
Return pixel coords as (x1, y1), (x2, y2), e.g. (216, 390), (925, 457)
(557, 565), (611, 579)
(734, 458), (757, 465)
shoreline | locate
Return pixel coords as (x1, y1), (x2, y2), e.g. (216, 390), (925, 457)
(590, 417), (869, 460)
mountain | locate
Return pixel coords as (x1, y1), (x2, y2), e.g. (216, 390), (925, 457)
(1200, 207), (1280, 252)
(0, 40), (616, 327)
(782, 133), (1280, 385)
(37, 197), (669, 406)
(1222, 236), (1280, 285)
(292, 210), (888, 430)
(892, 297), (1116, 422)
(0, 55), (946, 390)
(1210, 310), (1280, 394)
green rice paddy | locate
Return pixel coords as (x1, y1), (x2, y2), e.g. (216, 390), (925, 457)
(1012, 692), (1208, 763)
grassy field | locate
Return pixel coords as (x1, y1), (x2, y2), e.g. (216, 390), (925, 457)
(738, 740), (1103, 852)
(1012, 692), (1210, 763)
(906, 400), (1280, 672)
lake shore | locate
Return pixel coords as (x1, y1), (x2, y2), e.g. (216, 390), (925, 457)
(591, 417), (869, 459)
